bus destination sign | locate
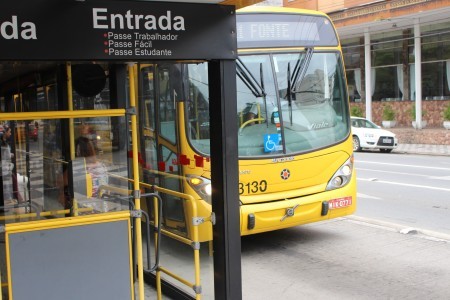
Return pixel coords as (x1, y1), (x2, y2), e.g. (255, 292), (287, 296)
(237, 13), (338, 48)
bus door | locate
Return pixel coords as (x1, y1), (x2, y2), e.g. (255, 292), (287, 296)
(139, 63), (188, 237)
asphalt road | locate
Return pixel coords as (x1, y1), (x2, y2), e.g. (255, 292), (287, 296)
(354, 151), (450, 237)
(146, 215), (450, 300)
(240, 217), (450, 300)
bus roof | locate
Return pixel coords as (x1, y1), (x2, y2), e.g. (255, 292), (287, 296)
(237, 6), (330, 18)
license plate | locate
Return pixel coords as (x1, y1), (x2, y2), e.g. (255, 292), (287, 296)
(328, 197), (352, 209)
(383, 138), (392, 143)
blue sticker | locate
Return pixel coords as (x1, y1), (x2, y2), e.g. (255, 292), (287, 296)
(264, 134), (279, 152)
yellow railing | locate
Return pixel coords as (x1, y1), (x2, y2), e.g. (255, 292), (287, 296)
(0, 109), (126, 122)
(140, 182), (211, 300)
(98, 173), (212, 300)
(0, 206), (93, 222)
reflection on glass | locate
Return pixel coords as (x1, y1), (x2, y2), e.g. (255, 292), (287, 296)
(187, 63), (210, 154)
(187, 53), (350, 157)
(1, 116), (129, 224)
(138, 62), (216, 299)
(140, 64), (188, 238)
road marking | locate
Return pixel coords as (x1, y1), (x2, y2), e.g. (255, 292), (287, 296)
(357, 167), (425, 177)
(357, 193), (381, 200)
(357, 168), (450, 181)
(358, 178), (450, 192)
(428, 176), (450, 181)
(356, 160), (450, 171)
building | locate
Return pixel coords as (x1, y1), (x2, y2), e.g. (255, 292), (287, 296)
(284, 0), (450, 130)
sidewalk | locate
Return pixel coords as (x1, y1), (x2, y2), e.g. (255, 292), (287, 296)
(393, 143), (450, 156)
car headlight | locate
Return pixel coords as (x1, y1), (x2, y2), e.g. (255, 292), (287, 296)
(187, 175), (212, 204)
(364, 133), (374, 138)
(326, 156), (353, 191)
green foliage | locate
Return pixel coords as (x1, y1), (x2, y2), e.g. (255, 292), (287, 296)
(443, 105), (450, 121)
(350, 106), (363, 117)
(382, 105), (395, 121)
(408, 106), (426, 119)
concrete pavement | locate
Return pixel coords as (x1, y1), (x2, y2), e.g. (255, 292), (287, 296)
(394, 143), (450, 156)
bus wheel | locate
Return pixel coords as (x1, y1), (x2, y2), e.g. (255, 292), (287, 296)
(352, 136), (361, 152)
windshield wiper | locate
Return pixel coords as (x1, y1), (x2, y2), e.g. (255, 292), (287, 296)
(236, 58), (269, 125)
(291, 47), (314, 94)
(286, 47), (314, 124)
(236, 57), (266, 98)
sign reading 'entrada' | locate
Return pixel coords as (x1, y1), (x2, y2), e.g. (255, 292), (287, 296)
(93, 8), (185, 56)
(0, 0), (236, 60)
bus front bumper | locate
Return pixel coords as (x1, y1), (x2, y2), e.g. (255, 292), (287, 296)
(239, 176), (357, 236)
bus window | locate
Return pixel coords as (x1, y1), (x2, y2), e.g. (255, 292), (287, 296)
(140, 65), (158, 185)
(276, 52), (348, 152)
(236, 54), (280, 156)
(158, 67), (176, 144)
(186, 63), (210, 154)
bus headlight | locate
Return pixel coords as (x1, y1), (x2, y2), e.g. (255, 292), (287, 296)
(326, 156), (353, 191)
(187, 175), (212, 204)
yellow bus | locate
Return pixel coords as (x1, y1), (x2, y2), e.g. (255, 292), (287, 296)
(138, 6), (356, 241)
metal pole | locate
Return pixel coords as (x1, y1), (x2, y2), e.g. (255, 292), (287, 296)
(66, 63), (75, 160)
(364, 28), (372, 121)
(414, 18), (423, 129)
(128, 63), (144, 300)
(209, 59), (242, 300)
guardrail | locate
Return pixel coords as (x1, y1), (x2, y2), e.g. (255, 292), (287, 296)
(104, 175), (213, 300)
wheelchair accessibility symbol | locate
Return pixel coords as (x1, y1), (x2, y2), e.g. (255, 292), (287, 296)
(264, 134), (280, 152)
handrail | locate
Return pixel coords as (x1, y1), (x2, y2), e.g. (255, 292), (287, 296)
(0, 206), (93, 221)
(0, 109), (126, 122)
(102, 175), (210, 299)
(128, 63), (145, 300)
(140, 193), (162, 273)
(94, 187), (163, 275)
(139, 182), (207, 300)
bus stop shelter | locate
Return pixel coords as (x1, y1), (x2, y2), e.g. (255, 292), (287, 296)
(0, 0), (262, 299)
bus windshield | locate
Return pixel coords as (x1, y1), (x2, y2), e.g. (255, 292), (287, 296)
(187, 51), (349, 157)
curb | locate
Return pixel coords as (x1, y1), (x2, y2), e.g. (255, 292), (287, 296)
(393, 150), (450, 156)
(345, 215), (450, 243)
(393, 144), (450, 156)
(392, 150), (450, 156)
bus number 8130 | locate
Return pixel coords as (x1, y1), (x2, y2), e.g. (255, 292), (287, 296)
(239, 180), (268, 195)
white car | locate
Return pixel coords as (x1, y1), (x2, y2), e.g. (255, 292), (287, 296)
(351, 117), (398, 153)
